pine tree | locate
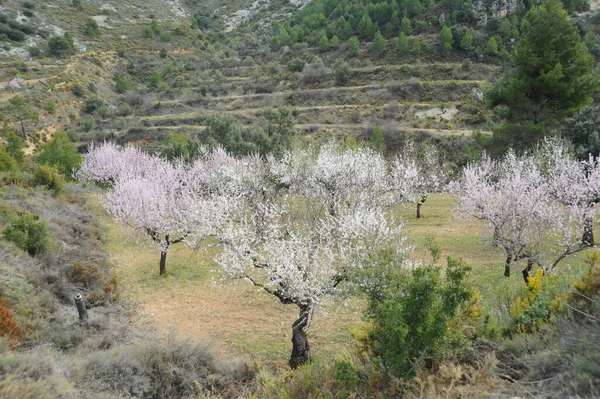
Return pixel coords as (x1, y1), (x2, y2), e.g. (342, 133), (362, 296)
(330, 35), (341, 49)
(486, 36), (498, 55)
(358, 13), (376, 39)
(384, 22), (395, 37)
(396, 32), (409, 54)
(347, 36), (360, 57)
(370, 125), (385, 152)
(337, 16), (353, 40)
(486, 0), (599, 153)
(412, 38), (421, 54)
(440, 26), (453, 57)
(399, 16), (412, 35)
(460, 31), (474, 51)
(390, 11), (400, 29)
(319, 31), (330, 51)
(372, 30), (387, 56)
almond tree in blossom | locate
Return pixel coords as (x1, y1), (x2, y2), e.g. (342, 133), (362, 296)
(76, 141), (163, 184)
(391, 141), (446, 218)
(213, 145), (410, 368)
(456, 144), (596, 283)
(78, 142), (232, 275)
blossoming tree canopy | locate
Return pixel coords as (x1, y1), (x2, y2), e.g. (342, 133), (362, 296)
(79, 142), (234, 275)
(215, 145), (410, 367)
(389, 140), (446, 218)
(76, 141), (164, 185)
(456, 141), (597, 282)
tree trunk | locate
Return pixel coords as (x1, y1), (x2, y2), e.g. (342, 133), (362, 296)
(289, 305), (312, 369)
(159, 251), (167, 275)
(74, 293), (88, 323)
(20, 119), (26, 140)
(504, 255), (512, 277)
(583, 216), (594, 247)
(416, 203), (422, 219)
(522, 258), (533, 285)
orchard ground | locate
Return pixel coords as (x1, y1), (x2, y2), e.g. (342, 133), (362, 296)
(93, 193), (594, 366)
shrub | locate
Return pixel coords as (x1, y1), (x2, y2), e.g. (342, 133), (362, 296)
(114, 75), (129, 94)
(35, 131), (81, 179)
(84, 18), (100, 37)
(287, 57), (306, 73)
(80, 118), (93, 132)
(118, 103), (131, 116)
(65, 129), (79, 142)
(83, 97), (105, 114)
(4, 212), (52, 256)
(362, 253), (473, 379)
(333, 59), (350, 86)
(32, 165), (66, 195)
(71, 84), (84, 97)
(98, 105), (110, 119)
(80, 333), (249, 398)
(47, 34), (76, 58)
(0, 146), (17, 172)
(0, 296), (22, 347)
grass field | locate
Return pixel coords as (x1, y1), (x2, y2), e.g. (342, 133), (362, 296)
(94, 193), (591, 366)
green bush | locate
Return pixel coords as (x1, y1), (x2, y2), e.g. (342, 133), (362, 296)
(83, 97), (105, 114)
(0, 146), (17, 172)
(287, 57), (306, 73)
(4, 212), (52, 256)
(118, 103), (131, 116)
(114, 75), (130, 94)
(84, 18), (100, 37)
(71, 84), (84, 97)
(35, 132), (81, 179)
(333, 58), (350, 86)
(363, 254), (473, 379)
(32, 165), (66, 195)
(47, 34), (76, 58)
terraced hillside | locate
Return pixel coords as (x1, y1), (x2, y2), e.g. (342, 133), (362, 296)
(1, 0), (598, 160)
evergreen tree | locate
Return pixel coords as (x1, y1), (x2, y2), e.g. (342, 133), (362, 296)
(330, 35), (341, 48)
(384, 22), (395, 37)
(460, 30), (474, 51)
(337, 16), (353, 40)
(412, 38), (421, 54)
(440, 26), (453, 57)
(370, 125), (386, 152)
(358, 13), (376, 39)
(486, 0), (598, 153)
(499, 18), (512, 39)
(347, 36), (360, 56)
(372, 30), (387, 56)
(399, 16), (413, 35)
(391, 11), (400, 29)
(319, 31), (330, 51)
(396, 32), (409, 54)
(486, 36), (499, 55)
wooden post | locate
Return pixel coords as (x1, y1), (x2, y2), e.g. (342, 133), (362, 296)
(74, 293), (88, 323)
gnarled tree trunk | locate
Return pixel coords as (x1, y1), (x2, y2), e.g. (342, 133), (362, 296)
(289, 305), (312, 369)
(522, 258), (534, 284)
(416, 202), (422, 219)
